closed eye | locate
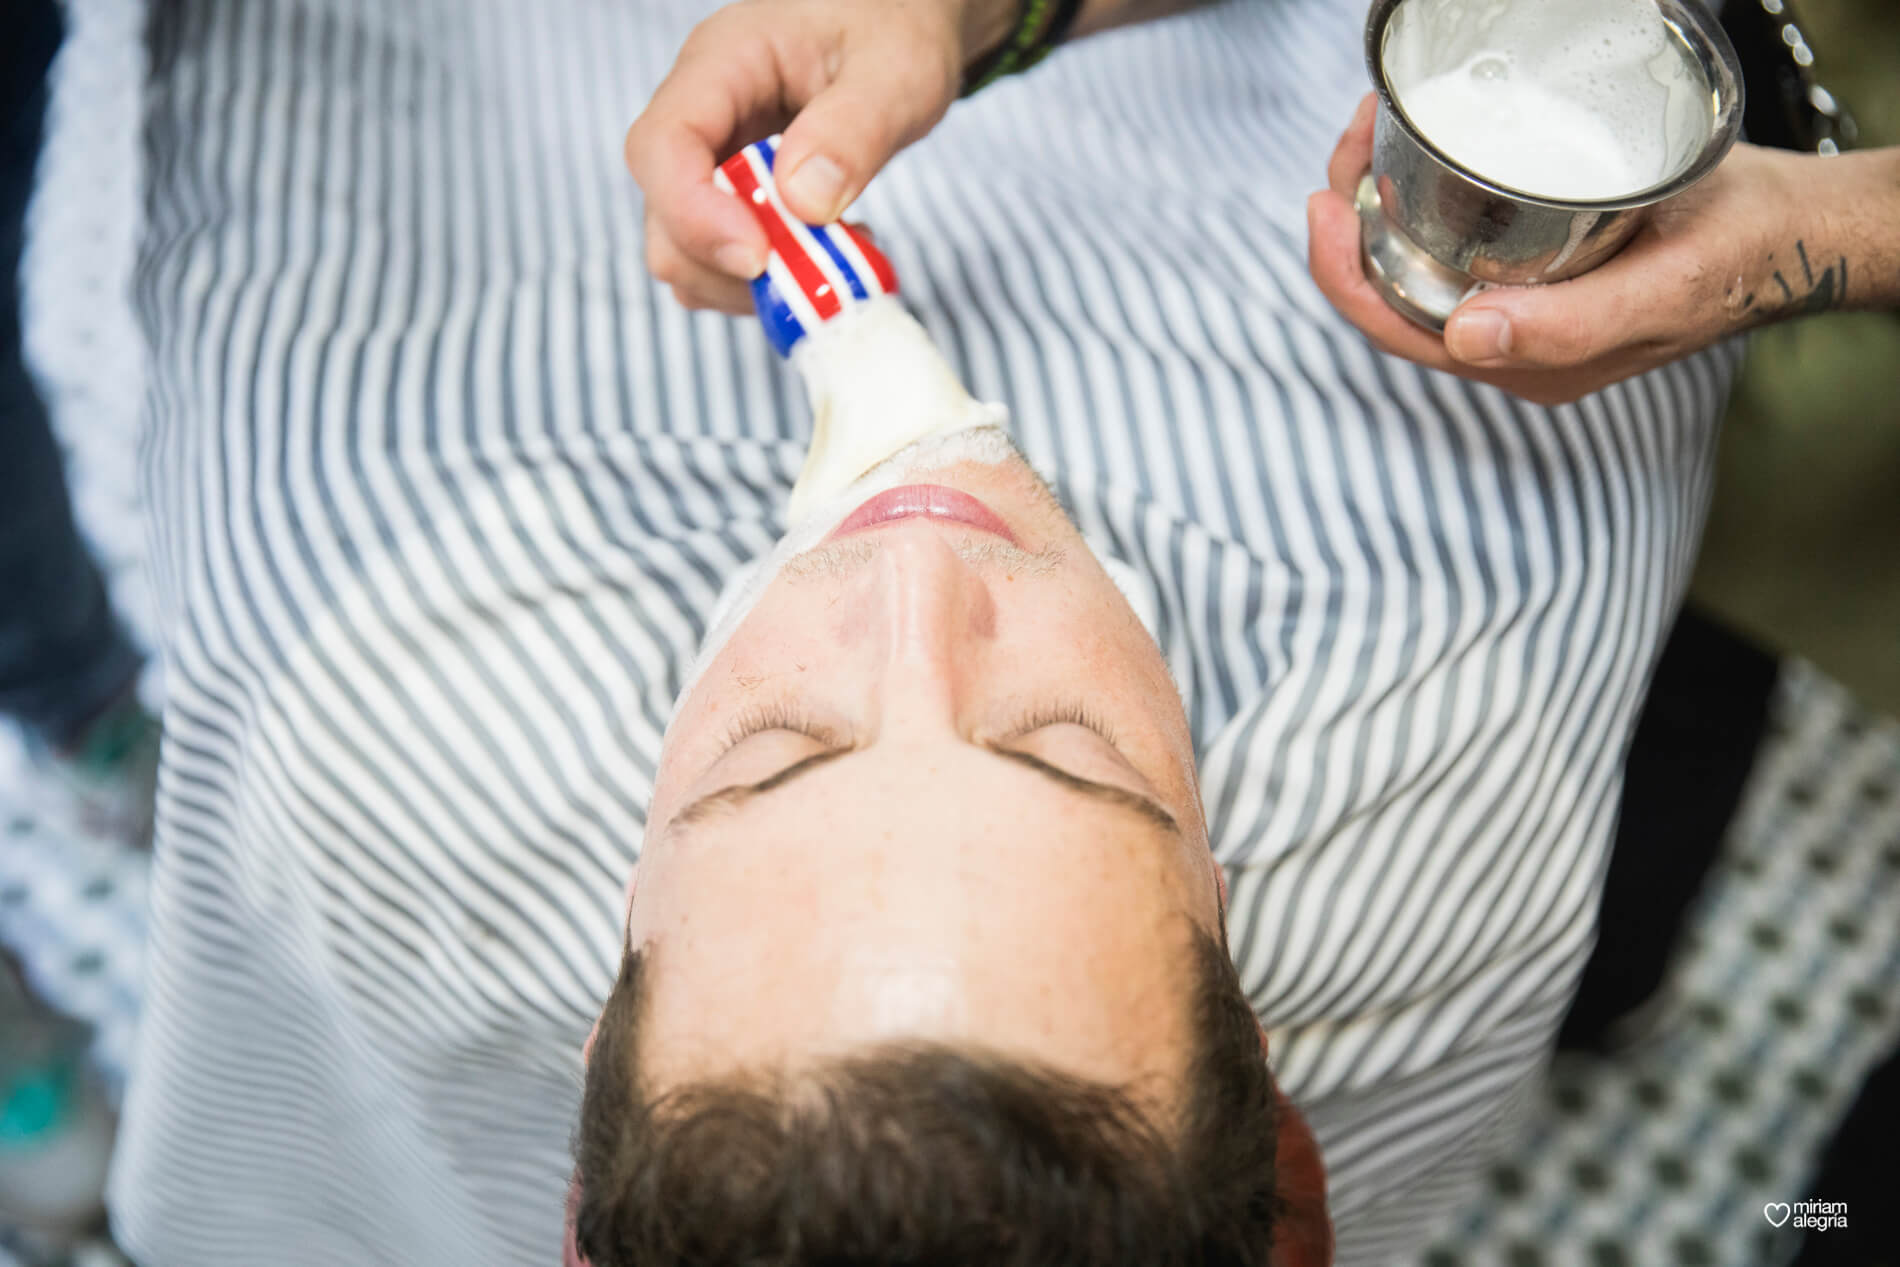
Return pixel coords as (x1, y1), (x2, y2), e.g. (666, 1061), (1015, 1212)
(719, 702), (848, 754)
(670, 741), (1177, 835)
(1000, 701), (1120, 747)
(722, 700), (1117, 756)
(706, 697), (1143, 816)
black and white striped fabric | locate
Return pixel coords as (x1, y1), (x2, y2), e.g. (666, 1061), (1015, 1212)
(114, 0), (1740, 1263)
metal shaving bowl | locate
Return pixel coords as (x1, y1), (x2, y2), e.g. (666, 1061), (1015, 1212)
(1357, 0), (1744, 331)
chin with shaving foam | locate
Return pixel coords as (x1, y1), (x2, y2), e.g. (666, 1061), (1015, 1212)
(786, 296), (1010, 520)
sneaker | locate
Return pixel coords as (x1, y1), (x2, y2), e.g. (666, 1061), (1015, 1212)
(0, 965), (114, 1250)
(29, 690), (159, 850)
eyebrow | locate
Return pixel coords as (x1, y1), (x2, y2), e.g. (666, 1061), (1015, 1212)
(669, 745), (1179, 835)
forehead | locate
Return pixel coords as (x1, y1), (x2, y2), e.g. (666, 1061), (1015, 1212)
(649, 743), (1194, 919)
(631, 750), (1203, 1091)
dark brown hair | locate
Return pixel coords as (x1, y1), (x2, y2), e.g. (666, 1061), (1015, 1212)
(573, 926), (1282, 1266)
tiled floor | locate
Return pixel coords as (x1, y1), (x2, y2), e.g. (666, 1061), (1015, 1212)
(1423, 663), (1899, 1265)
(3, 3), (1896, 1264)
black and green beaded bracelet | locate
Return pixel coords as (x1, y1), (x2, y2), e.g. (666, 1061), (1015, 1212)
(961, 0), (1087, 96)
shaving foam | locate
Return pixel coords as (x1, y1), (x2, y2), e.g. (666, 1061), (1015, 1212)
(787, 297), (1010, 519)
(713, 137), (1011, 518)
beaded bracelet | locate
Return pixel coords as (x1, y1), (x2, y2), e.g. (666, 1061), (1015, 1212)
(1725, 0), (1859, 155)
(961, 0), (1087, 96)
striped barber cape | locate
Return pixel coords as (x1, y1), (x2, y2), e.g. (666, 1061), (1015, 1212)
(114, 0), (1739, 1262)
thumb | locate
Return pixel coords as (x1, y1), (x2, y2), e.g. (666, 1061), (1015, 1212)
(773, 28), (959, 224)
(1443, 267), (1654, 371)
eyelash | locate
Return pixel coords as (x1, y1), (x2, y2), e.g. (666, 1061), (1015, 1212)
(1004, 701), (1119, 746)
(721, 702), (843, 753)
(720, 700), (1117, 750)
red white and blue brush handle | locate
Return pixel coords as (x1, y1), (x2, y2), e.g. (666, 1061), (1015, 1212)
(715, 136), (900, 358)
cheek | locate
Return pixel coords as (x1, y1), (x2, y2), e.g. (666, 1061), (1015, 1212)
(665, 594), (862, 756)
(1050, 596), (1147, 676)
(697, 604), (854, 707)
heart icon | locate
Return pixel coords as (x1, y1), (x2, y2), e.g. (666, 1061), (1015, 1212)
(1764, 1203), (1792, 1227)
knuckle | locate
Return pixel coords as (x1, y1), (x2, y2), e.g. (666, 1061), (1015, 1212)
(645, 233), (682, 284)
(1527, 319), (1595, 369)
(623, 111), (653, 154)
(679, 3), (757, 64)
(677, 10), (731, 57)
(1547, 339), (1597, 371)
(912, 53), (958, 113)
(673, 282), (729, 313)
(622, 121), (650, 176)
(1365, 331), (1407, 360)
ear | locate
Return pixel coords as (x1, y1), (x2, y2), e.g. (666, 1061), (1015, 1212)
(563, 1171), (591, 1267)
(1260, 1024), (1333, 1267)
(1269, 1087), (1333, 1267)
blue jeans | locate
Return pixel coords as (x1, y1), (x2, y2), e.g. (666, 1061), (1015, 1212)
(0, 0), (142, 748)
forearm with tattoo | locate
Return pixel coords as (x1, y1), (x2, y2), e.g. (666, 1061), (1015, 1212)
(1733, 239), (1851, 324)
(1726, 147), (1900, 332)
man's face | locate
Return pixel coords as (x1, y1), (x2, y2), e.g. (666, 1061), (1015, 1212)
(629, 448), (1225, 1095)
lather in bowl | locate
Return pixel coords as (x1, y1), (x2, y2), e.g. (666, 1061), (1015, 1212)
(1356, 0), (1745, 331)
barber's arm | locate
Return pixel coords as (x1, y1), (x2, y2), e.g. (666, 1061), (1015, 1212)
(1308, 93), (1900, 406)
(625, 0), (1205, 314)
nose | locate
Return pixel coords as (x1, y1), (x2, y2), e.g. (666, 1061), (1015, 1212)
(864, 525), (996, 734)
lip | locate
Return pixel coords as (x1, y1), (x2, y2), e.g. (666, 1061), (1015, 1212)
(827, 484), (1018, 545)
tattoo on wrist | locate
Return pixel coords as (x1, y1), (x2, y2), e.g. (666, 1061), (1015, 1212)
(1740, 239), (1850, 323)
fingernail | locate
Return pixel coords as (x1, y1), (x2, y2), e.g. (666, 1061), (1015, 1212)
(715, 242), (764, 279)
(783, 155), (847, 222)
(1448, 309), (1512, 364)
